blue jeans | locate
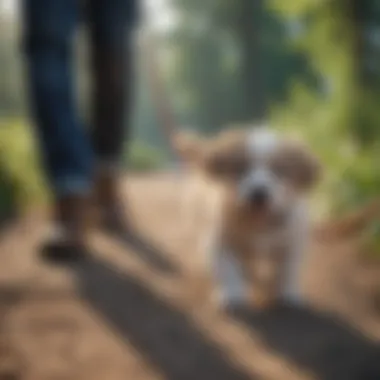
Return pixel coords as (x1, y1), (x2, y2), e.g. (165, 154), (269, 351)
(21, 0), (138, 197)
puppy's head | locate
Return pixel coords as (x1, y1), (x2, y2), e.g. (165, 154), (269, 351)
(202, 127), (320, 216)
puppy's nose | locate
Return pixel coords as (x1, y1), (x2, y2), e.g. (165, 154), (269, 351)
(249, 187), (269, 207)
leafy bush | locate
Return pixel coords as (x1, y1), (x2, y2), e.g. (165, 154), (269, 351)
(0, 118), (49, 213)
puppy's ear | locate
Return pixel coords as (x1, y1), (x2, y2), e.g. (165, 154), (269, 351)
(202, 131), (249, 180)
(203, 149), (230, 178)
(203, 144), (249, 180)
(286, 143), (321, 191)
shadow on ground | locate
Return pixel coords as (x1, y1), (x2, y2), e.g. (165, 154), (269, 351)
(73, 254), (253, 380)
(106, 226), (180, 276)
(232, 305), (380, 380)
(41, 227), (179, 276)
(70, 245), (380, 380)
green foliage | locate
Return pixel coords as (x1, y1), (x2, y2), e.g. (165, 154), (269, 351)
(363, 220), (380, 261)
(164, 0), (314, 131)
(269, 0), (380, 258)
(0, 16), (26, 116)
(271, 0), (380, 221)
(0, 118), (50, 212)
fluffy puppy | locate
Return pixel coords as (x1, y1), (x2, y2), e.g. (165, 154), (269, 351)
(188, 126), (321, 309)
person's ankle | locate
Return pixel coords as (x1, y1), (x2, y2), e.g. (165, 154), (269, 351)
(54, 193), (93, 242)
(41, 193), (93, 262)
(95, 165), (121, 204)
(94, 166), (132, 233)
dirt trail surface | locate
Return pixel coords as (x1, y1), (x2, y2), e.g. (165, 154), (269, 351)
(0, 174), (379, 380)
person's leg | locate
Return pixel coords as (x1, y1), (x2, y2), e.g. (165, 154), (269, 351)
(21, 0), (94, 254)
(87, 0), (139, 234)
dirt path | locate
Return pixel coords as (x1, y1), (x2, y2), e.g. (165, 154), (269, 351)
(0, 174), (379, 380)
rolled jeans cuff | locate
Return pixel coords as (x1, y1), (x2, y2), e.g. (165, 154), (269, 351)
(53, 175), (93, 197)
